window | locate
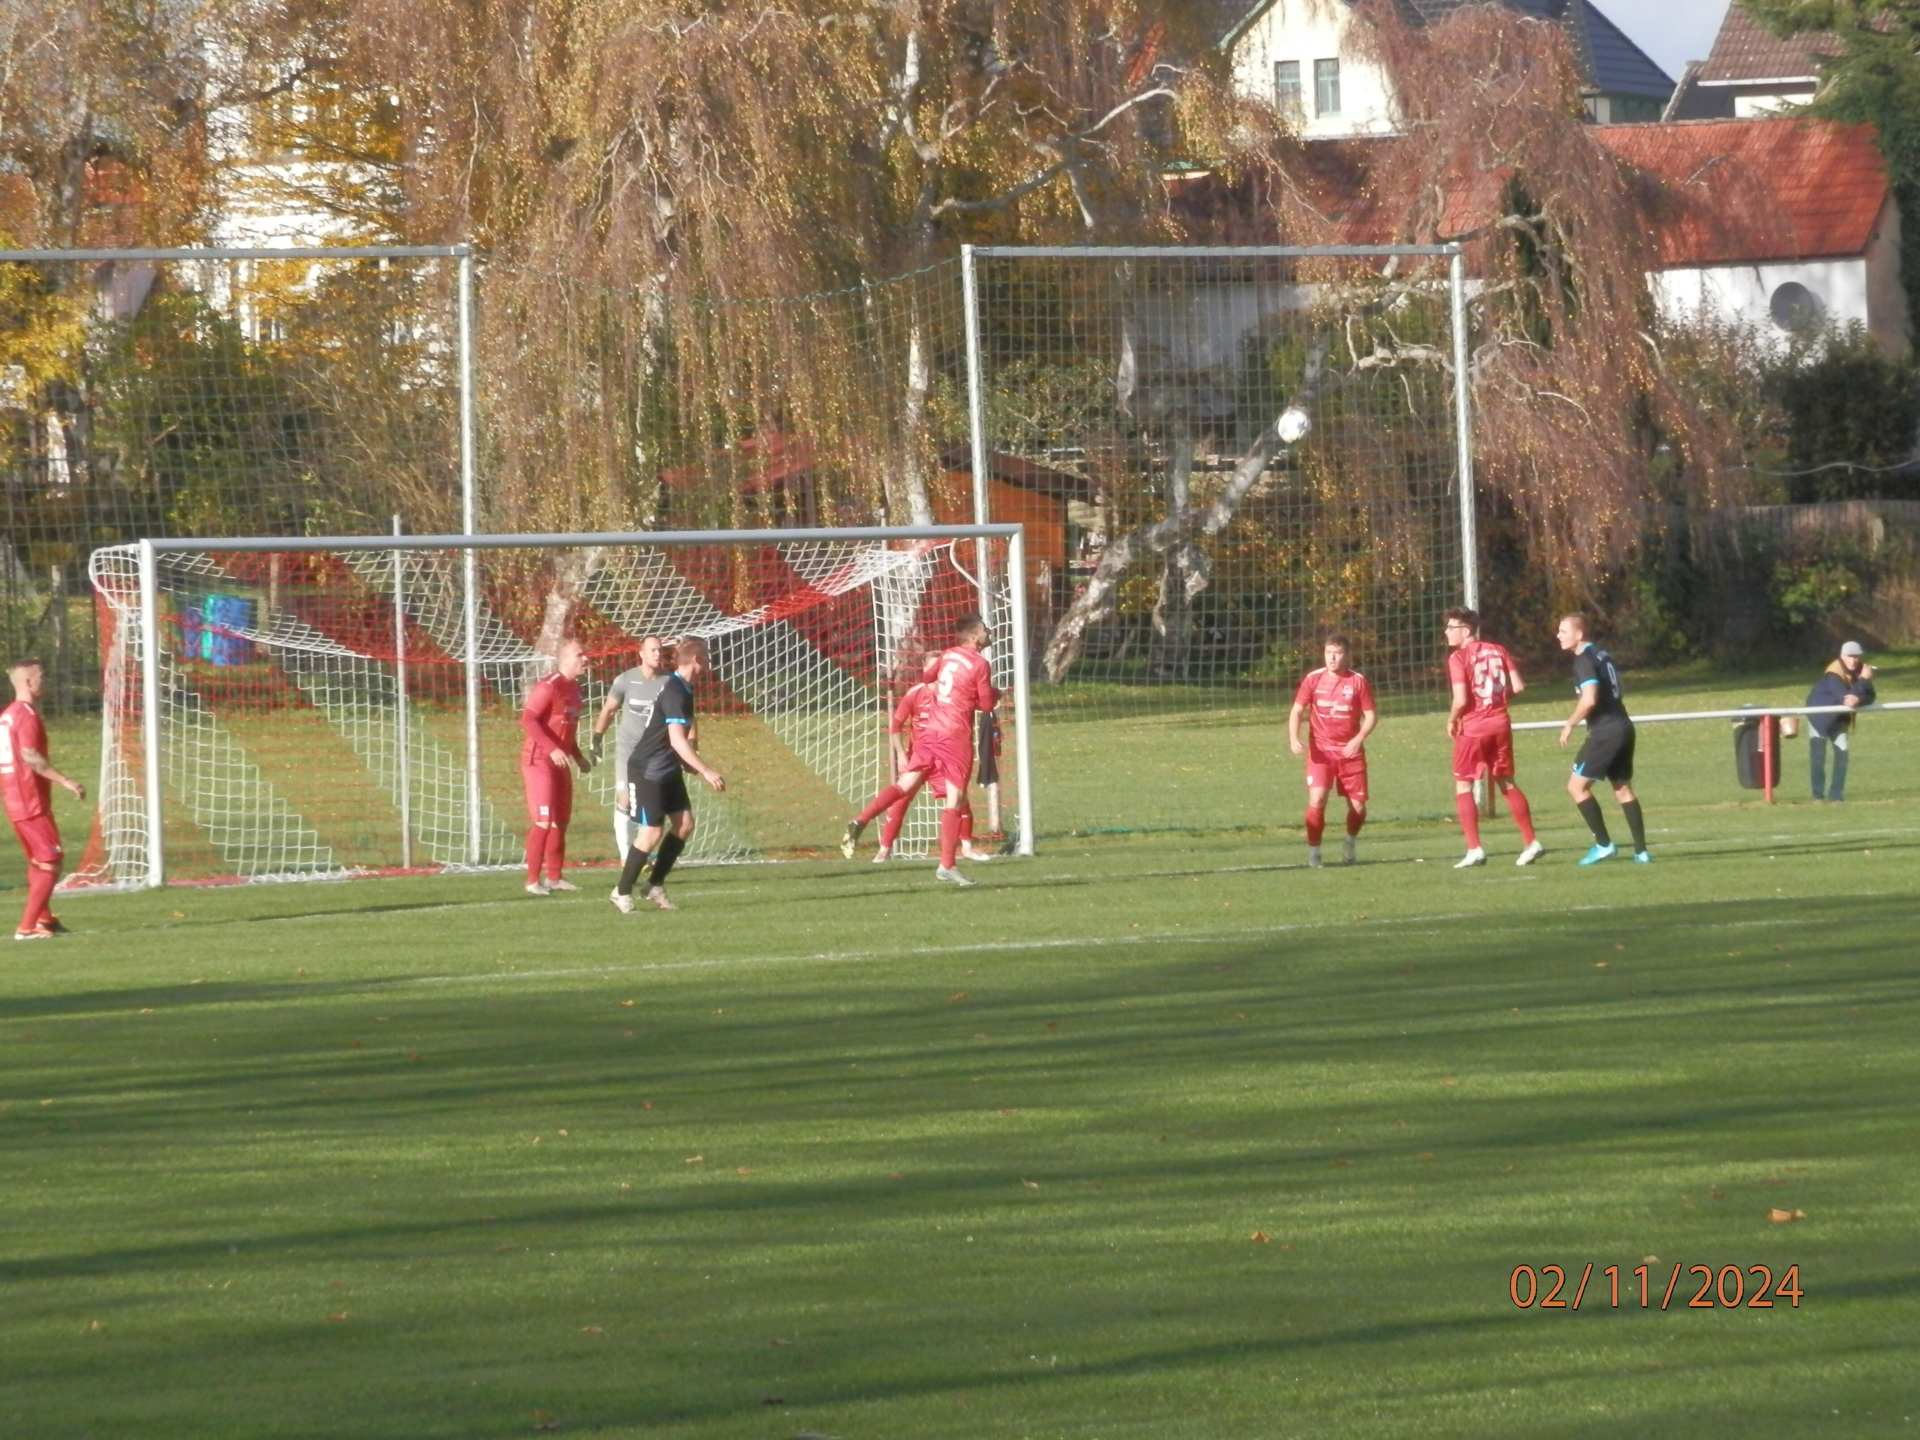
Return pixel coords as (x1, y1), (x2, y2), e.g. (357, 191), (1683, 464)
(1315, 58), (1341, 118)
(1274, 60), (1303, 117)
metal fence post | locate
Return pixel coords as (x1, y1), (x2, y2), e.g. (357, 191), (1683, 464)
(1449, 244), (1479, 612)
(392, 516), (413, 870)
(457, 245), (483, 865)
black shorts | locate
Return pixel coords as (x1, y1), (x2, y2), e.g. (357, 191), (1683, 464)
(626, 772), (691, 825)
(1573, 719), (1636, 786)
(976, 712), (1000, 787)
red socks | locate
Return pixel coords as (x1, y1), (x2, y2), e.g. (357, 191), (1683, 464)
(880, 796), (910, 850)
(21, 863), (55, 932)
(940, 807), (963, 868)
(543, 825), (565, 882)
(858, 785), (906, 827)
(960, 802), (974, 843)
(1505, 786), (1537, 845)
(1455, 793), (1481, 849)
(1304, 806), (1326, 847)
(1346, 808), (1364, 837)
(524, 828), (545, 883)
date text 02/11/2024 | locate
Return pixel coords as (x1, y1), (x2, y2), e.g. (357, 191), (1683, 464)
(1510, 1263), (1803, 1310)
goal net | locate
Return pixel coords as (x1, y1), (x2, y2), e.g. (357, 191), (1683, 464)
(964, 245), (1472, 838)
(73, 527), (1030, 889)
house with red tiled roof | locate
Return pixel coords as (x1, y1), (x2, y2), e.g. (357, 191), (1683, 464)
(1595, 118), (1906, 350)
(1664, 4), (1836, 121)
(1217, 0), (1674, 136)
(1168, 112), (1904, 350)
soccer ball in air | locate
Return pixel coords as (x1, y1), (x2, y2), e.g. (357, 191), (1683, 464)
(1276, 407), (1311, 444)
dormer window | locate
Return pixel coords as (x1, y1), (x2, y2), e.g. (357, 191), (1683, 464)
(1315, 59), (1342, 118)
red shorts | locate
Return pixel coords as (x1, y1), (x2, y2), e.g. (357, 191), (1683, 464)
(521, 762), (573, 829)
(9, 812), (62, 867)
(909, 737), (974, 797)
(1452, 719), (1515, 782)
(1305, 749), (1368, 803)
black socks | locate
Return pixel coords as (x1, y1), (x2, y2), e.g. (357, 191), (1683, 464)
(1621, 799), (1647, 854)
(1576, 796), (1611, 847)
(650, 833), (686, 891)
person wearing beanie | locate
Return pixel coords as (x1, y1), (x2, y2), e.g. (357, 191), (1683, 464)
(1805, 641), (1876, 802)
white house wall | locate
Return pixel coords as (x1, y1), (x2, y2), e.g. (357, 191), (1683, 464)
(1229, 0), (1398, 137)
(1650, 258), (1873, 344)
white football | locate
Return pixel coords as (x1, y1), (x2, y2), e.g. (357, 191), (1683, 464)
(1277, 407), (1310, 444)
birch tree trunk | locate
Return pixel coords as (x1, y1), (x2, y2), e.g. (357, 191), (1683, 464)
(1043, 338), (1329, 683)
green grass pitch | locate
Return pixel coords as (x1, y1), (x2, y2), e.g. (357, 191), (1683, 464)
(3, 659), (1917, 1438)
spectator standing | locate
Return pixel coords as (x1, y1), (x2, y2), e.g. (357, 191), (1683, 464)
(1806, 641), (1876, 802)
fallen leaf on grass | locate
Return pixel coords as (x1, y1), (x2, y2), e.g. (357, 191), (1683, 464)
(684, 1155), (703, 1164)
(580, 1326), (603, 1334)
(621, 1000), (635, 1007)
(641, 1101), (652, 1109)
(949, 992), (967, 1001)
(326, 1312), (348, 1322)
(531, 1411), (560, 1432)
(139, 1008), (155, 1015)
(86, 1320), (102, 1333)
(771, 1337), (792, 1346)
(1595, 962), (1609, 969)
(349, 1040), (363, 1049)
(1440, 1078), (1458, 1087)
(409, 1053), (422, 1062)
(889, 1172), (904, 1180)
(1768, 1208), (1806, 1223)
(171, 910), (185, 918)
(1249, 1231), (1270, 1243)
(1333, 1159), (1354, 1168)
(1021, 1178), (1038, 1189)
(557, 1129), (568, 1137)
(1045, 1021), (1060, 1029)
(736, 1167), (754, 1176)
(1710, 1190), (1725, 1201)
(995, 1108), (1017, 1116)
(497, 1244), (518, 1252)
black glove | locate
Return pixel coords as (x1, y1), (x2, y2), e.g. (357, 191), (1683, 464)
(590, 732), (605, 761)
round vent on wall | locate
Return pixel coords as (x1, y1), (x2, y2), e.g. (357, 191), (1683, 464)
(1769, 281), (1825, 333)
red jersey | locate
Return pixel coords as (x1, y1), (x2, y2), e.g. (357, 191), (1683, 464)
(520, 672), (585, 768)
(922, 645), (997, 747)
(1448, 640), (1522, 725)
(0, 699), (51, 821)
(890, 681), (934, 739)
(1294, 667), (1374, 750)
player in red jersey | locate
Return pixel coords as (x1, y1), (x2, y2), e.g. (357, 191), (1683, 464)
(1445, 607), (1543, 868)
(520, 637), (591, 896)
(1288, 636), (1377, 868)
(841, 616), (996, 885)
(2, 658), (85, 940)
(870, 676), (934, 862)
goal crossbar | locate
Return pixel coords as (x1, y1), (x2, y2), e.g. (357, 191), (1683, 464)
(92, 524), (1035, 889)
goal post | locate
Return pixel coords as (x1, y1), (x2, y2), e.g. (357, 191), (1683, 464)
(77, 524), (1034, 890)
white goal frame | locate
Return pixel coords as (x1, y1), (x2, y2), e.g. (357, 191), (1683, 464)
(97, 524), (1035, 889)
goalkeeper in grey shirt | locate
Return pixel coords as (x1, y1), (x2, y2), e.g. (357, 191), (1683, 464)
(592, 634), (669, 856)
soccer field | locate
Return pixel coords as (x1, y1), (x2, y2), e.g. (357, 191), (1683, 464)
(4, 662), (1918, 1438)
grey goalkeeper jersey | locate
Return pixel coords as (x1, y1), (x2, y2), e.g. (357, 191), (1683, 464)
(606, 667), (671, 774)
